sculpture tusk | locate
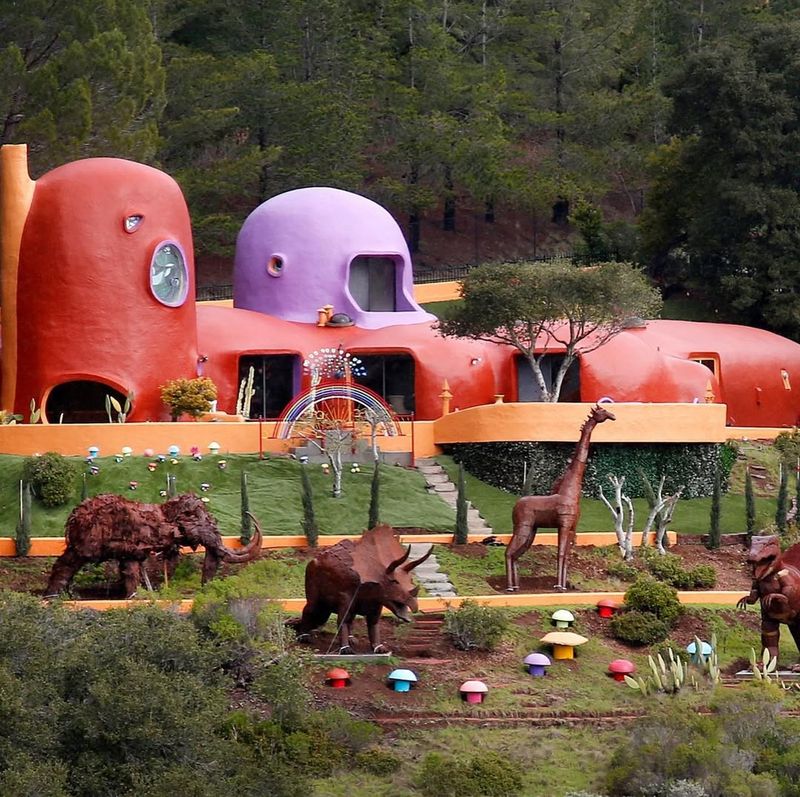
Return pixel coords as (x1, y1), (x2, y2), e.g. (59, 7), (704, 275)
(219, 512), (263, 563)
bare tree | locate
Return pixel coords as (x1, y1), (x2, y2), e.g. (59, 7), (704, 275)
(599, 475), (635, 560)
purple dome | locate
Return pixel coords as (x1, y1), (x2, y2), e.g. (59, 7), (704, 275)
(233, 187), (435, 330)
(524, 653), (551, 666)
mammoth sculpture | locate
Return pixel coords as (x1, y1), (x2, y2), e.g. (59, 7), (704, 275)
(738, 534), (800, 665)
(291, 524), (432, 654)
(45, 493), (262, 598)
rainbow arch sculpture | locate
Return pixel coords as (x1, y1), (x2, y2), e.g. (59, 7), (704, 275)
(273, 383), (402, 439)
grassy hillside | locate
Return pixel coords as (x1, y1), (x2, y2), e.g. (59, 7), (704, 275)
(0, 454), (456, 537)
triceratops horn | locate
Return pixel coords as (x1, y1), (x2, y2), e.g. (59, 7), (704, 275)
(403, 544), (433, 572)
(386, 545), (412, 573)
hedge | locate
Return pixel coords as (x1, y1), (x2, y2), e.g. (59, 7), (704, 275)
(441, 441), (736, 499)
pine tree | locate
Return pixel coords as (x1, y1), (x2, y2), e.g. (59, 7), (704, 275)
(15, 481), (31, 557)
(707, 465), (721, 549)
(776, 464), (789, 536)
(455, 463), (469, 545)
(368, 462), (380, 530)
(240, 470), (252, 543)
(300, 466), (319, 548)
(745, 465), (756, 539)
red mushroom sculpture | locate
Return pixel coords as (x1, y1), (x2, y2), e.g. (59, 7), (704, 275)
(597, 598), (620, 619)
(325, 667), (351, 689)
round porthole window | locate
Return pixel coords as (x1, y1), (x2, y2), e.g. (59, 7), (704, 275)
(150, 241), (188, 306)
(266, 255), (284, 277)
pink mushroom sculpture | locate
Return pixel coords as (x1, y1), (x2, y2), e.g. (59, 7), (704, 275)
(608, 659), (636, 682)
(459, 680), (488, 704)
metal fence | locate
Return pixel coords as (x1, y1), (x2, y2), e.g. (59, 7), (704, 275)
(196, 253), (574, 299)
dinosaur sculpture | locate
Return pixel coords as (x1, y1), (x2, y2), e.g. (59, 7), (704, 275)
(505, 404), (616, 592)
(45, 493), (263, 598)
(738, 534), (800, 664)
(291, 524), (432, 654)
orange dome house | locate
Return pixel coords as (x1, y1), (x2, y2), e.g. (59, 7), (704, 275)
(1, 146), (198, 422)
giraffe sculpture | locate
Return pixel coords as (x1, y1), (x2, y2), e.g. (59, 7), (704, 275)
(505, 404), (616, 592)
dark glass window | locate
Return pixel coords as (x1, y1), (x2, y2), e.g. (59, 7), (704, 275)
(516, 355), (581, 402)
(238, 355), (298, 418)
(348, 256), (397, 312)
(353, 353), (415, 414)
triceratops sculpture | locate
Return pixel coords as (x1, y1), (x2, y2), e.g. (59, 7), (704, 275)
(46, 493), (263, 598)
(292, 524), (432, 654)
(738, 534), (800, 665)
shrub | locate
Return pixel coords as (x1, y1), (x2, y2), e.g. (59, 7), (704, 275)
(159, 376), (217, 420)
(21, 452), (77, 507)
(607, 559), (640, 582)
(642, 552), (716, 590)
(416, 751), (523, 797)
(355, 748), (402, 776)
(624, 576), (682, 626)
(610, 610), (669, 645)
(689, 565), (717, 589)
(443, 600), (509, 651)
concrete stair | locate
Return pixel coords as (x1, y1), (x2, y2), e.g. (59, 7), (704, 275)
(416, 458), (493, 536)
(408, 542), (456, 598)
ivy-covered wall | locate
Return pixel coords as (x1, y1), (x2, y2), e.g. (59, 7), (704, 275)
(441, 442), (737, 499)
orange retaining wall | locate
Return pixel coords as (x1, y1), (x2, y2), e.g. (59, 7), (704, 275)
(413, 281), (461, 304)
(0, 420), (439, 459)
(0, 531), (677, 557)
(434, 402), (730, 444)
(63, 589), (745, 614)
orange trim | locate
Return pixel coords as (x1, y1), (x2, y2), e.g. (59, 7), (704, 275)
(57, 590), (746, 613)
(2, 531), (677, 557)
(0, 145), (35, 412)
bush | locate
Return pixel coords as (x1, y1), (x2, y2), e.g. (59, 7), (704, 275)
(416, 751), (523, 797)
(607, 559), (640, 582)
(689, 565), (717, 589)
(610, 610), (670, 645)
(355, 748), (402, 776)
(21, 452), (77, 507)
(443, 600), (509, 651)
(159, 377), (217, 420)
(624, 576), (683, 626)
(643, 551), (717, 590)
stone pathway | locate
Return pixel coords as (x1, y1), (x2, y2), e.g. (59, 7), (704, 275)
(409, 458), (496, 599)
(415, 458), (494, 536)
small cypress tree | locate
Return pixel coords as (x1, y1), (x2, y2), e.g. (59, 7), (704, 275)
(240, 470), (252, 543)
(454, 463), (469, 545)
(521, 460), (535, 496)
(368, 462), (380, 530)
(707, 465), (721, 549)
(80, 472), (89, 502)
(300, 466), (319, 547)
(167, 473), (177, 498)
(744, 465), (756, 539)
(776, 464), (789, 535)
(15, 481), (31, 557)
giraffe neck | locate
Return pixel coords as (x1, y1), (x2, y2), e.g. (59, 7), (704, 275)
(558, 419), (597, 492)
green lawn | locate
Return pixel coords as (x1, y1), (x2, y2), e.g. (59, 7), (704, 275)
(436, 454), (778, 536)
(0, 454), (455, 537)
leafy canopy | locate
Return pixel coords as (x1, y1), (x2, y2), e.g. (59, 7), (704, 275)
(437, 260), (661, 401)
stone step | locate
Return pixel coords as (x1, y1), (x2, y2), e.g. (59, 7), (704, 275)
(433, 483), (457, 493)
(418, 464), (444, 475)
(417, 572), (451, 583)
(415, 458), (438, 468)
(424, 473), (450, 485)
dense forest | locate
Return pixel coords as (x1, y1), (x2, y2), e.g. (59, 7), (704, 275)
(2, 0), (800, 338)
